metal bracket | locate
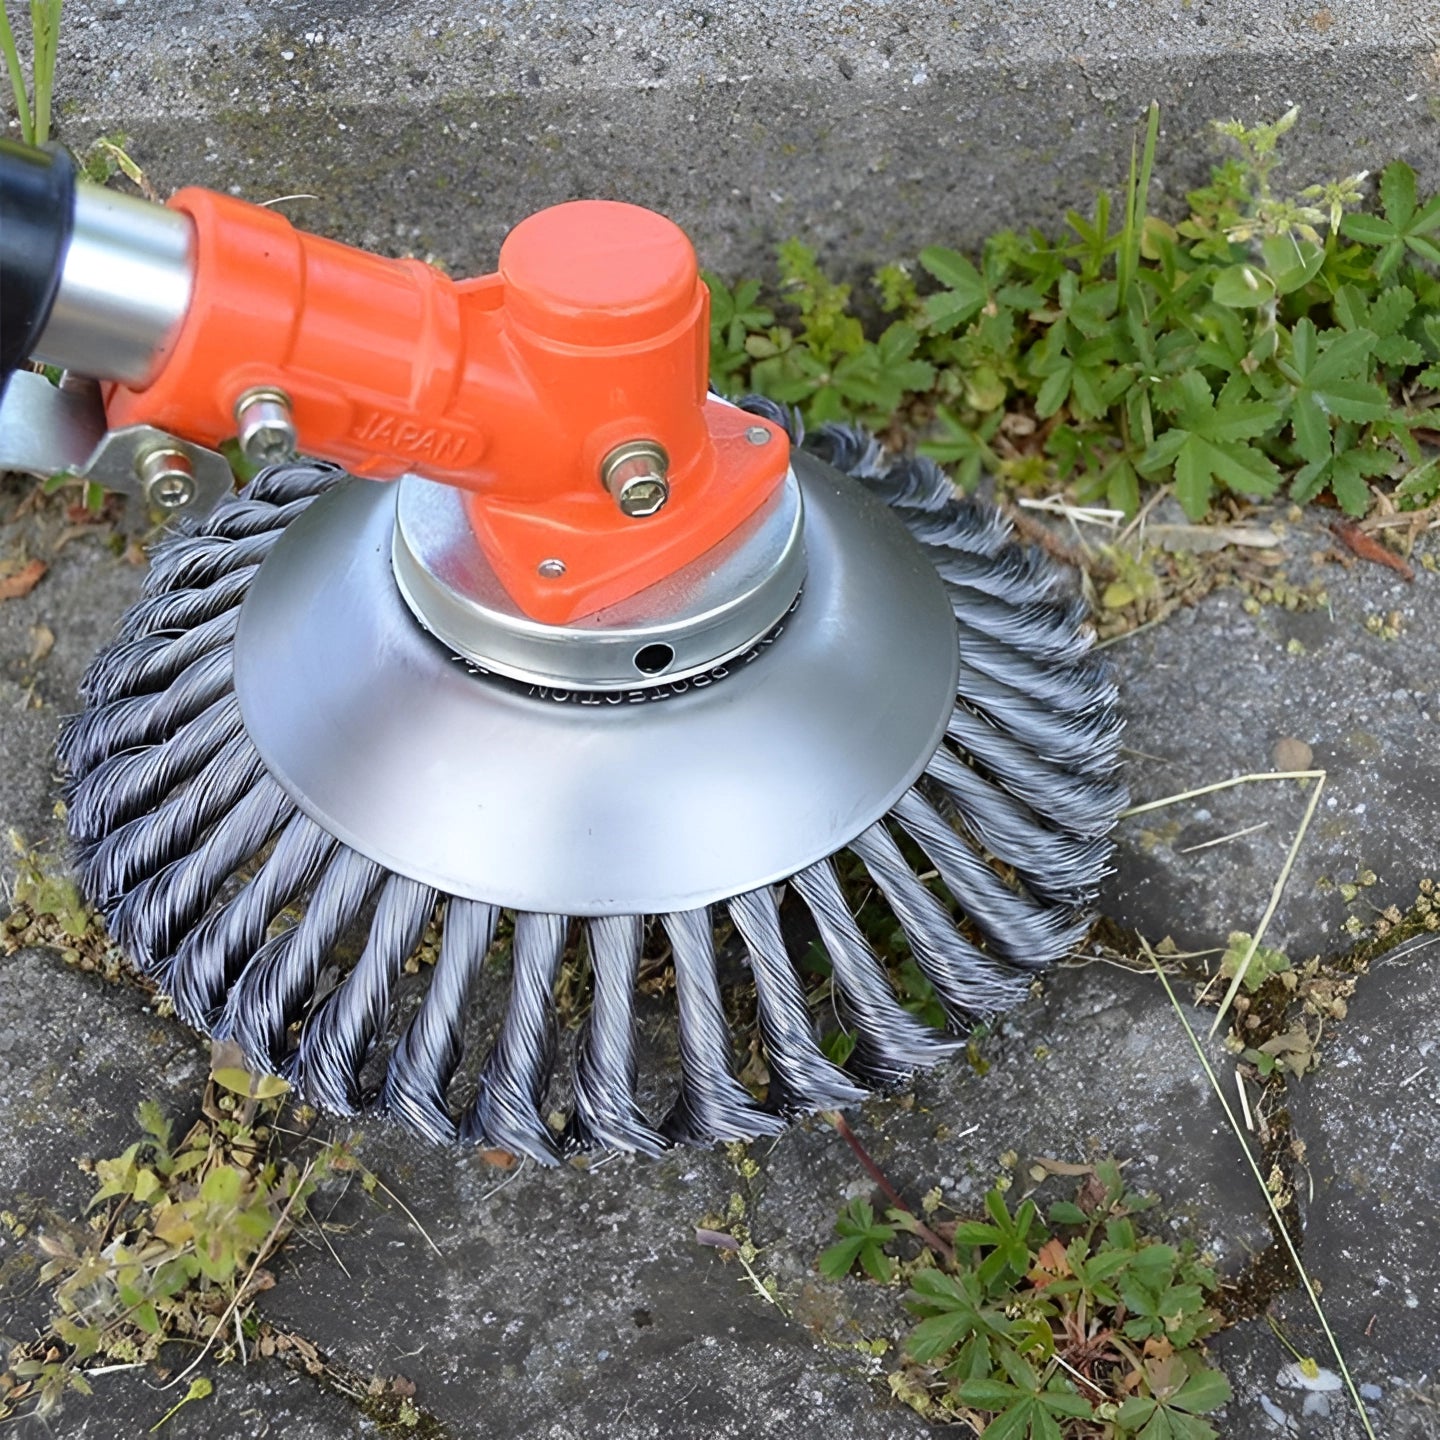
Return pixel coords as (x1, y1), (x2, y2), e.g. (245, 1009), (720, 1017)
(0, 368), (232, 517)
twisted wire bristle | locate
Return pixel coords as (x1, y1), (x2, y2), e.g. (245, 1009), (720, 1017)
(60, 425), (1125, 1161)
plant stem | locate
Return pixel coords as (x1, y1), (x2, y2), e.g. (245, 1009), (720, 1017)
(826, 1111), (955, 1265)
(0, 1), (34, 144)
(1206, 771), (1325, 1034)
(31, 0), (61, 146)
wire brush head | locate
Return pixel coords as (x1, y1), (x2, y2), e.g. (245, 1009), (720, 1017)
(60, 405), (1125, 1165)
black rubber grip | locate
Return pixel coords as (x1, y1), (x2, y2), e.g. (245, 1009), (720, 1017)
(0, 138), (76, 392)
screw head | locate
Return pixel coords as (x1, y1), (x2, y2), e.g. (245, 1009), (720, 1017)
(615, 474), (670, 517)
(136, 447), (197, 510)
(537, 558), (567, 579)
(600, 440), (671, 519)
(745, 424), (772, 446)
(235, 386), (298, 466)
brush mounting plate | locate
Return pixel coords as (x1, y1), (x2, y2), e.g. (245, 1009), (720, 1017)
(391, 465), (806, 691)
(231, 452), (960, 915)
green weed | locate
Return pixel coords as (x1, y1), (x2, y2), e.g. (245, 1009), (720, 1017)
(0, 0), (62, 146)
(823, 1161), (1233, 1436)
(0, 1073), (370, 1423)
(709, 106), (1440, 521)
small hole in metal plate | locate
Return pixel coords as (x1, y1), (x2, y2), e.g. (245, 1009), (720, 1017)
(633, 643), (675, 675)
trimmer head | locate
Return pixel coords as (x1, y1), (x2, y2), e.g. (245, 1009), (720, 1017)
(0, 139), (1126, 1163)
(59, 409), (1124, 1162)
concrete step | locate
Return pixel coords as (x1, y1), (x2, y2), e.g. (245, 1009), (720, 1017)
(11, 1), (1438, 275)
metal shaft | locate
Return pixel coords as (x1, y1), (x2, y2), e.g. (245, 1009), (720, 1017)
(30, 181), (195, 389)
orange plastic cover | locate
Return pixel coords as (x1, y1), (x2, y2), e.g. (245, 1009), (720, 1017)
(103, 191), (789, 623)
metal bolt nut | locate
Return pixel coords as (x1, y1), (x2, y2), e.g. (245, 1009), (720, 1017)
(235, 386), (298, 466)
(537, 558), (567, 578)
(600, 440), (670, 519)
(136, 446), (197, 510)
(745, 424), (772, 445)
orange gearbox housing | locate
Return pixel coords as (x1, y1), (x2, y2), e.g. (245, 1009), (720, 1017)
(102, 190), (789, 624)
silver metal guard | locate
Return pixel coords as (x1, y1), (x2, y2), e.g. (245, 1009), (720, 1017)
(391, 467), (807, 690)
(233, 452), (962, 915)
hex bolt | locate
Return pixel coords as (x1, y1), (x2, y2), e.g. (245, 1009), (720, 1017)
(537, 558), (567, 578)
(136, 446), (197, 510)
(235, 386), (298, 466)
(600, 440), (670, 518)
(745, 425), (772, 446)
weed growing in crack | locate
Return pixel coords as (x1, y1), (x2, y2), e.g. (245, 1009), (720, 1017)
(710, 105), (1440, 524)
(4, 832), (127, 982)
(0, 1059), (430, 1429)
(819, 1156), (1232, 1436)
(0, 0), (62, 147)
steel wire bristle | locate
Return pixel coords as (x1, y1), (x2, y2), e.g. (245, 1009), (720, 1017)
(289, 874), (438, 1115)
(660, 908), (785, 1146)
(460, 911), (567, 1164)
(164, 810), (338, 1027)
(567, 915), (669, 1156)
(59, 422), (1125, 1160)
(383, 898), (499, 1144)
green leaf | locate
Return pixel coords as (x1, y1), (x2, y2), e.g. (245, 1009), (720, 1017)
(131, 1168), (163, 1205)
(1341, 162), (1440, 277)
(1382, 160), (1418, 229)
(199, 1164), (245, 1207)
(919, 406), (1000, 491)
(918, 247), (987, 332)
(1118, 1396), (1159, 1426)
(1042, 1385), (1095, 1420)
(821, 1198), (895, 1280)
(1342, 213), (1397, 246)
(211, 1065), (291, 1100)
(135, 1099), (172, 1148)
(1259, 233), (1324, 294)
(1171, 1368), (1233, 1414)
(1212, 264), (1277, 308)
(1330, 448), (1392, 514)
(907, 1268), (971, 1305)
(908, 1309), (978, 1361)
(1047, 1201), (1088, 1226)
(867, 322), (937, 394)
(859, 1243), (894, 1284)
(954, 1220), (1005, 1247)
(150, 1376), (214, 1433)
(956, 1377), (1023, 1409)
(1138, 371), (1283, 517)
(1280, 319), (1389, 467)
(819, 1237), (866, 1279)
(1335, 283), (1422, 367)
(1395, 456), (1440, 508)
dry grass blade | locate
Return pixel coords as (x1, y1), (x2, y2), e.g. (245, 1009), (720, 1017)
(1016, 496), (1126, 527)
(1118, 770), (1328, 1032)
(1149, 946), (1377, 1439)
(367, 1175), (443, 1259)
(1176, 820), (1270, 854)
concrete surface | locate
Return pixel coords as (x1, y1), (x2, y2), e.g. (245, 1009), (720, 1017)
(2, 470), (1438, 1437)
(1107, 531), (1440, 959)
(6, 7), (1440, 1430)
(4, 3), (1439, 276)
(255, 962), (1265, 1440)
(1208, 955), (1440, 1440)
